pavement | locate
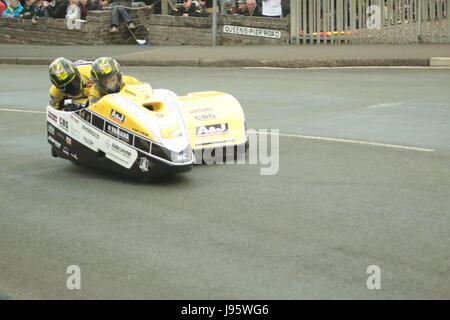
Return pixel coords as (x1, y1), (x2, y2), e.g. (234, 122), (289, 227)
(1, 43), (450, 67)
(1, 66), (449, 299)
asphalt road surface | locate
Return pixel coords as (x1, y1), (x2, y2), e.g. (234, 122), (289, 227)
(0, 66), (449, 299)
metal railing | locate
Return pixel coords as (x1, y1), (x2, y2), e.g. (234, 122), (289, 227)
(290, 0), (450, 44)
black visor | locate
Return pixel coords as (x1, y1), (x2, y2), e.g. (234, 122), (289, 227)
(60, 76), (82, 96)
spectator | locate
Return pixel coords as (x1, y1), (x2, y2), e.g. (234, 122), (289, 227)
(172, 0), (201, 16)
(190, 0), (209, 16)
(0, 0), (7, 16)
(66, 0), (80, 19)
(142, 0), (160, 14)
(32, 0), (46, 22)
(197, 0), (206, 13)
(224, 0), (236, 15)
(93, 0), (102, 9)
(261, 0), (281, 18)
(43, 0), (69, 18)
(19, 0), (35, 18)
(78, 0), (97, 20)
(2, 0), (24, 17)
(107, 0), (136, 33)
(196, 0), (215, 14)
(238, 0), (261, 16)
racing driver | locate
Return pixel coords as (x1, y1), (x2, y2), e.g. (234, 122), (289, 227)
(48, 57), (93, 110)
(88, 57), (141, 105)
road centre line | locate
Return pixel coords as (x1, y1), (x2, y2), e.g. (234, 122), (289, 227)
(0, 108), (435, 152)
(250, 130), (435, 152)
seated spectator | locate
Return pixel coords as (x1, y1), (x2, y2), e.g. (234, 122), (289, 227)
(19, 0), (35, 19)
(172, 0), (201, 16)
(79, 0), (98, 20)
(0, 0), (7, 16)
(237, 0), (261, 16)
(261, 0), (281, 18)
(43, 0), (69, 18)
(66, 0), (80, 19)
(106, 0), (136, 33)
(2, 0), (24, 17)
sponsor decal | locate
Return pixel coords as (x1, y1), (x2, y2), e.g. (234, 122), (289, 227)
(223, 25), (282, 39)
(104, 138), (138, 169)
(48, 135), (61, 149)
(132, 128), (149, 137)
(48, 124), (55, 135)
(82, 124), (100, 140)
(106, 124), (130, 144)
(48, 110), (58, 122)
(189, 107), (213, 114)
(194, 114), (217, 121)
(111, 142), (131, 159)
(70, 114), (80, 124)
(196, 123), (229, 137)
(59, 117), (69, 131)
(110, 110), (125, 124)
(66, 137), (72, 146)
(83, 136), (94, 146)
(139, 157), (149, 172)
(105, 139), (112, 150)
(63, 147), (70, 156)
(124, 89), (137, 96)
(70, 127), (81, 138)
(70, 153), (78, 160)
(160, 123), (181, 139)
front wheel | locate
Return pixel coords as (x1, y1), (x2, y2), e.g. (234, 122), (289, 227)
(51, 147), (58, 158)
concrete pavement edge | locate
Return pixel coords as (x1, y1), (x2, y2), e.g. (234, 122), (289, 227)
(0, 57), (431, 67)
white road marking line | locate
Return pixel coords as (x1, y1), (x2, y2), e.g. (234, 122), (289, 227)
(0, 108), (435, 152)
(244, 66), (450, 70)
(250, 130), (435, 152)
(365, 102), (403, 109)
(0, 108), (45, 114)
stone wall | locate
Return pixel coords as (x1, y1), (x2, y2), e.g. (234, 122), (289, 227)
(1, 9), (446, 46)
(0, 9), (289, 46)
(352, 19), (449, 44)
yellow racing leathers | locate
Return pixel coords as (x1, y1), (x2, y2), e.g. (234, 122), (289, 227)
(49, 63), (94, 110)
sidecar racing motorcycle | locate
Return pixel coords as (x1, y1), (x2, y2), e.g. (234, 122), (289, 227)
(46, 83), (248, 179)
